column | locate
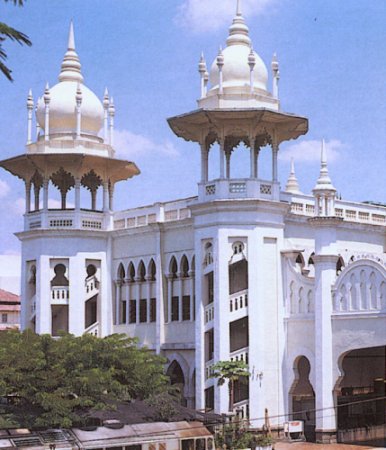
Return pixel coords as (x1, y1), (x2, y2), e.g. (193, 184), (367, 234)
(102, 181), (109, 212)
(74, 177), (81, 228)
(135, 277), (141, 324)
(249, 138), (256, 178)
(35, 255), (51, 334)
(254, 147), (260, 179)
(125, 279), (130, 324)
(34, 184), (40, 211)
(43, 179), (49, 211)
(200, 142), (208, 183)
(69, 256), (86, 336)
(115, 281), (121, 325)
(155, 227), (165, 353)
(109, 182), (114, 211)
(179, 273), (183, 322)
(272, 143), (279, 182)
(146, 276), (152, 322)
(219, 139), (225, 179)
(314, 254), (338, 442)
(25, 181), (31, 214)
(167, 275), (173, 323)
(189, 270), (195, 321)
(225, 151), (231, 179)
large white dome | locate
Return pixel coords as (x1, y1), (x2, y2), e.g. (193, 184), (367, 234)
(36, 81), (103, 136)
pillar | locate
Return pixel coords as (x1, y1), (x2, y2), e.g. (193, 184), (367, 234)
(219, 139), (225, 179)
(25, 180), (31, 214)
(189, 270), (195, 321)
(146, 276), (152, 323)
(179, 273), (183, 322)
(135, 277), (141, 324)
(254, 147), (260, 179)
(272, 142), (279, 182)
(167, 275), (173, 323)
(125, 279), (130, 324)
(42, 178), (49, 211)
(115, 281), (121, 325)
(103, 181), (109, 212)
(200, 142), (208, 183)
(109, 182), (114, 211)
(226, 151), (231, 179)
(249, 138), (256, 178)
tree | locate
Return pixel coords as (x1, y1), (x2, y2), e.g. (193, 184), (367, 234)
(210, 360), (250, 412)
(0, 0), (32, 81)
(0, 330), (169, 428)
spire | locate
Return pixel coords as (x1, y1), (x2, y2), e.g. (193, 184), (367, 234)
(59, 21), (84, 83)
(285, 158), (301, 194)
(313, 139), (336, 192)
(226, 0), (251, 47)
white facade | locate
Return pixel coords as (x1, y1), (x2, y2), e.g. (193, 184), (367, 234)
(1, 6), (385, 445)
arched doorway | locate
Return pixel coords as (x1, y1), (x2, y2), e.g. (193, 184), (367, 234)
(336, 346), (386, 445)
(166, 360), (187, 406)
(290, 356), (315, 441)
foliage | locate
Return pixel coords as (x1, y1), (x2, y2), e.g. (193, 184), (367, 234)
(145, 386), (181, 422)
(0, 0), (32, 81)
(210, 360), (250, 411)
(0, 330), (169, 428)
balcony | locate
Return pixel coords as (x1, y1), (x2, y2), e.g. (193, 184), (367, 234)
(85, 321), (99, 337)
(198, 179), (279, 202)
(85, 275), (99, 300)
(51, 286), (69, 304)
(205, 359), (215, 381)
(229, 290), (248, 321)
(204, 303), (214, 325)
(25, 209), (108, 231)
(230, 346), (249, 364)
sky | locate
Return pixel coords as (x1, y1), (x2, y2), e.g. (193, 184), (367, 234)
(0, 0), (385, 255)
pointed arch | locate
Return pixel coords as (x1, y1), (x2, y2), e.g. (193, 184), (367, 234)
(148, 258), (156, 281)
(336, 256), (344, 275)
(169, 255), (178, 278)
(128, 261), (135, 282)
(308, 252), (315, 266)
(117, 263), (125, 281)
(180, 254), (189, 278)
(138, 260), (146, 282)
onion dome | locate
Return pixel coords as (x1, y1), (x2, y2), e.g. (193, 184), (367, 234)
(36, 21), (103, 139)
(208, 1), (268, 93)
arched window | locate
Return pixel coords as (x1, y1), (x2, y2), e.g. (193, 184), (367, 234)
(204, 242), (213, 266)
(51, 264), (69, 287)
(308, 252), (315, 266)
(232, 241), (245, 255)
(117, 263), (125, 281)
(180, 255), (189, 278)
(336, 257), (344, 275)
(170, 256), (178, 278)
(148, 259), (156, 281)
(138, 260), (146, 282)
(128, 262), (135, 282)
(29, 265), (36, 285)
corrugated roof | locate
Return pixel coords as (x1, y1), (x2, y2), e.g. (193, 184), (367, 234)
(0, 289), (20, 304)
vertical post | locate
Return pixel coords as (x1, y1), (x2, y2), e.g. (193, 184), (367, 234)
(43, 178), (49, 211)
(103, 88), (109, 142)
(254, 146), (260, 179)
(167, 276), (173, 323)
(125, 279), (130, 324)
(35, 105), (40, 140)
(248, 48), (256, 95)
(115, 281), (120, 325)
(217, 48), (224, 95)
(75, 178), (81, 211)
(271, 53), (280, 100)
(44, 83), (50, 141)
(226, 151), (231, 179)
(198, 53), (208, 99)
(26, 90), (34, 144)
(200, 142), (208, 183)
(109, 97), (115, 147)
(146, 275), (152, 323)
(219, 139), (225, 179)
(103, 181), (109, 212)
(25, 180), (31, 214)
(249, 138), (256, 178)
(109, 182), (114, 211)
(34, 184), (40, 211)
(189, 270), (195, 321)
(135, 279), (141, 324)
(272, 142), (279, 182)
(75, 83), (82, 139)
(179, 274), (183, 322)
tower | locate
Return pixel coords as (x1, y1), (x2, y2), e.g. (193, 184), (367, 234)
(168, 1), (308, 426)
(0, 23), (139, 337)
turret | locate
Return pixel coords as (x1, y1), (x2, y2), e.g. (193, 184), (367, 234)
(312, 140), (336, 217)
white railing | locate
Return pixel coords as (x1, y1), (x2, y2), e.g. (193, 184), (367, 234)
(85, 275), (99, 299)
(26, 209), (105, 231)
(85, 321), (99, 337)
(229, 289), (248, 313)
(51, 286), (69, 303)
(200, 178), (277, 201)
(233, 399), (249, 419)
(204, 303), (214, 324)
(205, 359), (215, 380)
(230, 346), (249, 364)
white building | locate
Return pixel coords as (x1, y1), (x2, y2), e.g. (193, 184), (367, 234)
(1, 4), (385, 444)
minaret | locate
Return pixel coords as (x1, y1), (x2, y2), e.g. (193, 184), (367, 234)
(0, 22), (140, 340)
(285, 158), (301, 194)
(313, 140), (336, 217)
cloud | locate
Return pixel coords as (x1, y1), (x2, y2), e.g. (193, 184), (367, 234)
(0, 179), (10, 198)
(11, 198), (25, 215)
(114, 129), (179, 159)
(175, 0), (281, 33)
(279, 139), (346, 163)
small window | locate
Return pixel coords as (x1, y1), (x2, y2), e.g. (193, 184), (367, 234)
(1, 314), (7, 324)
(182, 295), (190, 321)
(232, 241), (245, 255)
(205, 386), (214, 411)
(182, 440), (194, 450)
(196, 439), (205, 450)
(139, 299), (147, 323)
(129, 300), (137, 323)
(150, 298), (156, 322)
(121, 301), (127, 324)
(171, 296), (179, 321)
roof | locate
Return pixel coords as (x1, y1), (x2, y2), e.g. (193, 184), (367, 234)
(72, 421), (212, 449)
(0, 289), (20, 305)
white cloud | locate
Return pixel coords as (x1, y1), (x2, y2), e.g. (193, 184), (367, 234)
(0, 179), (10, 198)
(279, 139), (345, 163)
(114, 129), (179, 159)
(175, 0), (280, 33)
(11, 198), (25, 215)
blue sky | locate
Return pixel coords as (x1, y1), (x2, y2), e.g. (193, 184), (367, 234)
(0, 0), (385, 254)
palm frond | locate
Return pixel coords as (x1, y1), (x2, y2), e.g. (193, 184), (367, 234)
(3, 0), (25, 6)
(0, 23), (31, 46)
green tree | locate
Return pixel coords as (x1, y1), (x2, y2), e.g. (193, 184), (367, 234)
(0, 330), (169, 427)
(0, 0), (31, 81)
(210, 360), (250, 412)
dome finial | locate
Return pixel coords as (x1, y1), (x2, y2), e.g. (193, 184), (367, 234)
(313, 139), (336, 192)
(226, 0), (251, 47)
(59, 21), (84, 83)
(68, 19), (75, 51)
(285, 158), (301, 194)
(236, 0), (242, 16)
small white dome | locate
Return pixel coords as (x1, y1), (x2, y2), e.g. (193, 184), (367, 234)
(36, 81), (103, 135)
(209, 45), (268, 92)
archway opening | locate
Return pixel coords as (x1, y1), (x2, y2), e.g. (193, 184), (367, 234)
(166, 360), (186, 406)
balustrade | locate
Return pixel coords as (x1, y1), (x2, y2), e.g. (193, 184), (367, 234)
(204, 303), (214, 324)
(51, 286), (69, 303)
